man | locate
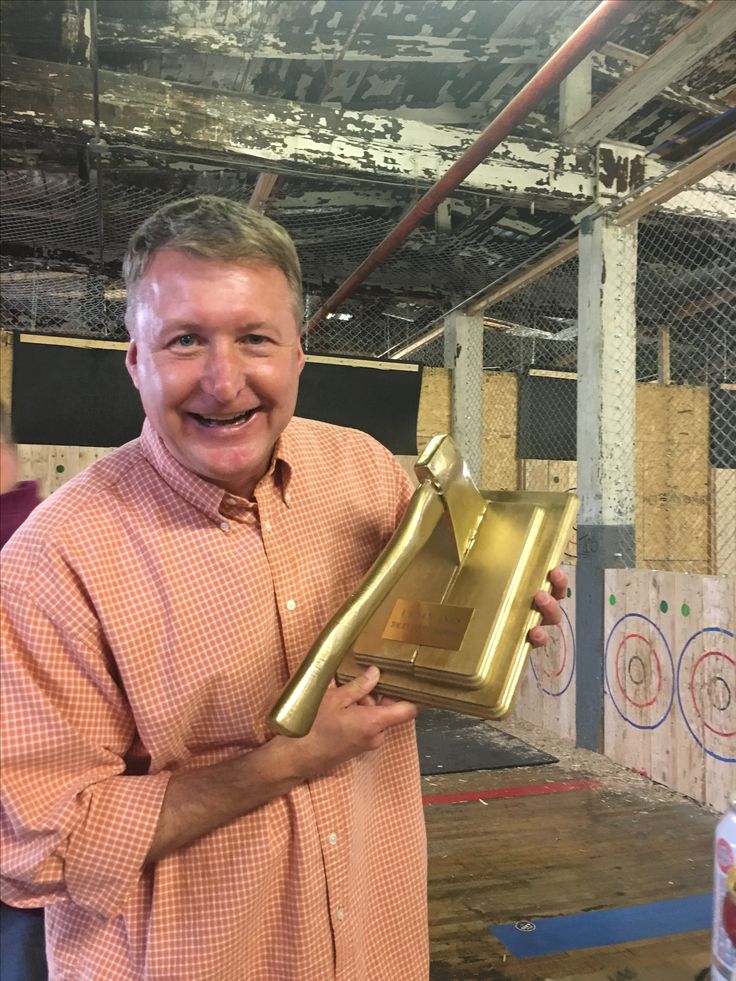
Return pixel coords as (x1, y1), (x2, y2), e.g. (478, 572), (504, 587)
(1, 196), (565, 980)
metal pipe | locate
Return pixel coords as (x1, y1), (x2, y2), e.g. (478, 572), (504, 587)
(306, 0), (635, 334)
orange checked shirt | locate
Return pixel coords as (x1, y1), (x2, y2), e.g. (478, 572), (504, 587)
(1, 417), (429, 981)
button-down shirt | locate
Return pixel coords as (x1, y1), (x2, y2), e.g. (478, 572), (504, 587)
(1, 417), (428, 981)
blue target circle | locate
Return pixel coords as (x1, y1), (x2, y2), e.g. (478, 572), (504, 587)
(530, 606), (575, 697)
(676, 626), (735, 763)
(605, 613), (674, 730)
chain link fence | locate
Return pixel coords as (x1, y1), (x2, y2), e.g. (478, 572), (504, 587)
(1, 149), (733, 574)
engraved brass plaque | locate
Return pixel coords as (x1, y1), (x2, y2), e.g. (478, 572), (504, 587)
(381, 599), (474, 651)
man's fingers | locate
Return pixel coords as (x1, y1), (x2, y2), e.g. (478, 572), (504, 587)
(534, 589), (562, 627)
(548, 566), (568, 601)
(370, 698), (419, 730)
(528, 625), (549, 649)
(334, 665), (381, 707)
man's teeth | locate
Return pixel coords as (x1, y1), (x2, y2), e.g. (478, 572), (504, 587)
(193, 409), (256, 427)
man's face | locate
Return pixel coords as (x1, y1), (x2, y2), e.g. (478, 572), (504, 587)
(126, 249), (304, 499)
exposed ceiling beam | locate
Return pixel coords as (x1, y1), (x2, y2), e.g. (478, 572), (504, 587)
(2, 58), (731, 221)
(248, 0), (374, 217)
(95, 22), (544, 64)
(616, 133), (736, 225)
(0, 56), (596, 210)
(595, 45), (732, 119)
(561, 0), (736, 146)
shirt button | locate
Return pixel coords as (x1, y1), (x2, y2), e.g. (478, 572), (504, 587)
(264, 520), (272, 533)
(336, 907), (345, 922)
(286, 599), (296, 611)
(220, 520), (230, 532)
(327, 832), (338, 846)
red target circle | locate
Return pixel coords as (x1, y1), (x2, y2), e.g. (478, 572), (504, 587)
(614, 633), (663, 709)
(689, 650), (736, 739)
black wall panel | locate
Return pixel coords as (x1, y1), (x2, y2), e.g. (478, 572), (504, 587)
(711, 387), (736, 468)
(11, 334), (421, 456)
(518, 374), (577, 461)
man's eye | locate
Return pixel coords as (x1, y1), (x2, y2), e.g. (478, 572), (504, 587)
(245, 334), (269, 346)
(174, 335), (197, 347)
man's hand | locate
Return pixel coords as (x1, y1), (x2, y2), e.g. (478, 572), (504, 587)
(527, 566), (568, 649)
(286, 666), (417, 781)
(146, 666), (415, 864)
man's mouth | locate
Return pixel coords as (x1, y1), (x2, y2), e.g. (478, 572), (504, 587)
(189, 408), (259, 428)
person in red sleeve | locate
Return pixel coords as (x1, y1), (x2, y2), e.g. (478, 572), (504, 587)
(0, 401), (41, 549)
(0, 399), (46, 981)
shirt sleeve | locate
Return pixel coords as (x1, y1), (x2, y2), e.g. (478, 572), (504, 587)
(0, 577), (171, 919)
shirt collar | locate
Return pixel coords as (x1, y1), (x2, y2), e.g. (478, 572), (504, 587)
(139, 419), (293, 523)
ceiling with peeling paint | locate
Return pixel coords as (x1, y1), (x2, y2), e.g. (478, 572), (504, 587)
(0, 0), (734, 363)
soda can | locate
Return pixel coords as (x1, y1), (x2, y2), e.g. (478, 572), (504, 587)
(712, 791), (736, 981)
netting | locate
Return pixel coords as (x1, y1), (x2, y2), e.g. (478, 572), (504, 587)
(1, 149), (733, 574)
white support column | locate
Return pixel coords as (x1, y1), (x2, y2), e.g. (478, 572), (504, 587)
(444, 309), (484, 483)
(575, 213), (638, 751)
(577, 216), (637, 531)
(559, 53), (592, 135)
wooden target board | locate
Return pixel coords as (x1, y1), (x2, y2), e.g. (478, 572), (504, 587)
(605, 569), (734, 809)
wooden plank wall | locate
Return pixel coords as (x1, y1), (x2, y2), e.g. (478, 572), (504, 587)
(604, 567), (734, 810)
(510, 564), (577, 742)
(16, 444), (116, 499)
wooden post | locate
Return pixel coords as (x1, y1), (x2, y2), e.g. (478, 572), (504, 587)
(576, 214), (638, 751)
(559, 54), (592, 134)
(444, 310), (483, 483)
(657, 324), (671, 385)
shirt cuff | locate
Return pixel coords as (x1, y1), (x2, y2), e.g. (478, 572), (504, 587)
(64, 771), (172, 918)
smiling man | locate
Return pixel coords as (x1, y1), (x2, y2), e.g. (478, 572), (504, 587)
(0, 196), (566, 980)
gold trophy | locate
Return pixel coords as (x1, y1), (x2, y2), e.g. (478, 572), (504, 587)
(268, 434), (577, 737)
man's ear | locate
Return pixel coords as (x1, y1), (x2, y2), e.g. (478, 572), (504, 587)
(125, 338), (140, 390)
(296, 340), (305, 375)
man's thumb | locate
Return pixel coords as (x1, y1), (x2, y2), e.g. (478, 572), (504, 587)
(339, 665), (381, 704)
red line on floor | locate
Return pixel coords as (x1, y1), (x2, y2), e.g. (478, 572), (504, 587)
(422, 778), (602, 807)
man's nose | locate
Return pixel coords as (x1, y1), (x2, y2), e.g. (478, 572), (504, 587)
(201, 345), (245, 403)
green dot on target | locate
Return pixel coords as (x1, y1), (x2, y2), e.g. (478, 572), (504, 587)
(567, 587), (572, 598)
(553, 475), (560, 483)
(659, 600), (668, 613)
(56, 465), (65, 473)
(609, 594), (616, 605)
(681, 603), (690, 616)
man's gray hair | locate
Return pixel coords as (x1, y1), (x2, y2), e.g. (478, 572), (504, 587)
(123, 195), (304, 330)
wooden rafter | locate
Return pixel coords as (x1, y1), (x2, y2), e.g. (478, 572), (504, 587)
(561, 0), (736, 146)
(616, 134), (736, 226)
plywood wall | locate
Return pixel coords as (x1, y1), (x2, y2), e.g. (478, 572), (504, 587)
(482, 372), (518, 491)
(17, 444), (116, 499)
(415, 367), (519, 491)
(713, 469), (736, 576)
(0, 330), (12, 410)
(416, 366), (451, 456)
(511, 564), (577, 742)
(636, 384), (711, 573)
(604, 567), (734, 810)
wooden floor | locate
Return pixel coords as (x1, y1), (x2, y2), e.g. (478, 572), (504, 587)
(423, 719), (716, 981)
